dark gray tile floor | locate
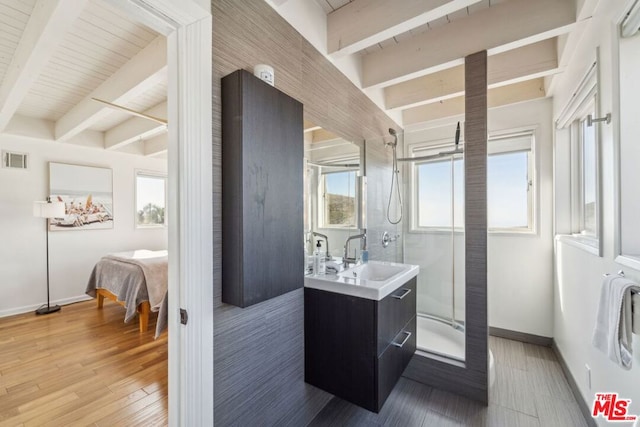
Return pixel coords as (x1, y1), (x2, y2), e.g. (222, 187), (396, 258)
(308, 336), (588, 427)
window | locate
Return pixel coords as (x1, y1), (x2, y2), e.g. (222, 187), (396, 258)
(579, 112), (598, 236)
(412, 133), (534, 232)
(416, 159), (463, 228)
(319, 170), (357, 228)
(488, 151), (531, 229)
(567, 95), (599, 243)
(135, 172), (166, 227)
(555, 59), (601, 253)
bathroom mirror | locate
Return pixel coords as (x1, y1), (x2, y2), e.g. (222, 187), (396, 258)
(303, 121), (364, 265)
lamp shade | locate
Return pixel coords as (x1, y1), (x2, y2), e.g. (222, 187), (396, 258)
(33, 200), (66, 218)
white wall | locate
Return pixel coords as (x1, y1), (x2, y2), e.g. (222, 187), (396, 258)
(0, 135), (167, 317)
(404, 97), (555, 337)
(552, 0), (640, 421)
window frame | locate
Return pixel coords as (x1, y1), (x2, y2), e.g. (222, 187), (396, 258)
(134, 170), (168, 229)
(568, 91), (602, 254)
(317, 167), (359, 230)
(408, 131), (536, 235)
(555, 58), (602, 256)
(576, 105), (598, 237)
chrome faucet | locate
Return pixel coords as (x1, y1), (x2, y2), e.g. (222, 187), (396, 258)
(343, 232), (367, 266)
(312, 231), (331, 260)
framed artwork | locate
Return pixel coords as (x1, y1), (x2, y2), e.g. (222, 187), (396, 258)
(49, 162), (113, 231)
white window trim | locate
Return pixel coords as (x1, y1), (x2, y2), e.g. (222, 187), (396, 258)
(317, 168), (359, 230)
(135, 170), (168, 229)
(407, 131), (537, 235)
(555, 57), (603, 257)
(575, 110), (598, 237)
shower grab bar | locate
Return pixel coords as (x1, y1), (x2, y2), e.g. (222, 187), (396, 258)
(391, 288), (412, 300)
(391, 331), (412, 348)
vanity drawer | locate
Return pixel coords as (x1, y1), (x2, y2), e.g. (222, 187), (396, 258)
(377, 277), (416, 356)
(376, 316), (416, 411)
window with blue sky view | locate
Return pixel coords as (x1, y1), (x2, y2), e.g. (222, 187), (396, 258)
(416, 150), (530, 230)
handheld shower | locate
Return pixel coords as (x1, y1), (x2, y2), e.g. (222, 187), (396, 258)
(386, 128), (403, 225)
(386, 128), (398, 147)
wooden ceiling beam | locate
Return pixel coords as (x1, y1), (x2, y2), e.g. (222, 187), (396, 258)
(105, 101), (167, 150)
(385, 38), (559, 110)
(0, 0), (87, 133)
(55, 36), (167, 141)
(143, 132), (168, 156)
(402, 78), (546, 125)
(3, 114), (104, 147)
(362, 0), (577, 88)
(327, 0), (483, 57)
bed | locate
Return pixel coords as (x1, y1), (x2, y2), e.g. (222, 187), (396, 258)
(86, 250), (168, 337)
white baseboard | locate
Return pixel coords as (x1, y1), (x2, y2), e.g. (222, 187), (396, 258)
(0, 295), (93, 318)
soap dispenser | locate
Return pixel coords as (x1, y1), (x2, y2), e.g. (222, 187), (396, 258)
(314, 240), (326, 275)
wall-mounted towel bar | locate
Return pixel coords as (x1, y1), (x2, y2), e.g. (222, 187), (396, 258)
(603, 270), (626, 278)
(604, 270), (640, 335)
(603, 270), (639, 294)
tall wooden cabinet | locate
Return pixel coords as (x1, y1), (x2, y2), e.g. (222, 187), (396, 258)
(221, 69), (303, 308)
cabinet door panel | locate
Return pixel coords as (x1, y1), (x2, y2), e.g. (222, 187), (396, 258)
(304, 288), (377, 411)
(377, 278), (416, 356)
(376, 316), (416, 411)
(222, 69), (303, 307)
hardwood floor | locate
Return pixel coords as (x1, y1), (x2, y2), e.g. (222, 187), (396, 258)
(309, 336), (588, 427)
(0, 300), (167, 426)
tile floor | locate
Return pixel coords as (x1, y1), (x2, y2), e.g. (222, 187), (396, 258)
(308, 336), (588, 427)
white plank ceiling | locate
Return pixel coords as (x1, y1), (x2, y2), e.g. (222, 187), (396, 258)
(281, 0), (594, 125)
(0, 0), (38, 88)
(314, 0), (354, 14)
(0, 0), (167, 156)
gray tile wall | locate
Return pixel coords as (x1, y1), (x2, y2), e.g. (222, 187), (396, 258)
(212, 0), (400, 425)
(364, 139), (404, 264)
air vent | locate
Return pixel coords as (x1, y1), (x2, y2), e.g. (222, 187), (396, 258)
(2, 151), (28, 170)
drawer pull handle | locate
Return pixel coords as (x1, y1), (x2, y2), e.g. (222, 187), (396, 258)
(392, 288), (412, 300)
(391, 331), (412, 348)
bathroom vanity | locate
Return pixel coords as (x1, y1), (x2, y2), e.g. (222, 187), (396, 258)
(304, 261), (419, 412)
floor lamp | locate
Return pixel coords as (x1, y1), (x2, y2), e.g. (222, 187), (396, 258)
(33, 197), (65, 315)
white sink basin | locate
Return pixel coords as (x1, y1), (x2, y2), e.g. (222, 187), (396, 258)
(338, 263), (405, 282)
(305, 260), (419, 301)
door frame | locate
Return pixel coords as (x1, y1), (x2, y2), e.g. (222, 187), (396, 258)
(107, 1), (213, 425)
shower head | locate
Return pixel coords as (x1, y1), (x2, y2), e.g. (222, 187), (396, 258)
(385, 128), (398, 147)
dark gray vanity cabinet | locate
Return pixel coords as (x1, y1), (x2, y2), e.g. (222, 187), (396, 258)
(304, 278), (417, 412)
(221, 69), (303, 308)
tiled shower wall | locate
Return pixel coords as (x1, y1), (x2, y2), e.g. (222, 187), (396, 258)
(365, 136), (404, 264)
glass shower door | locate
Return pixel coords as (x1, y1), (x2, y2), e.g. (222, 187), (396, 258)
(404, 150), (466, 362)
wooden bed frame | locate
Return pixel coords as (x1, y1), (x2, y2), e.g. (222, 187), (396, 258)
(95, 288), (151, 333)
